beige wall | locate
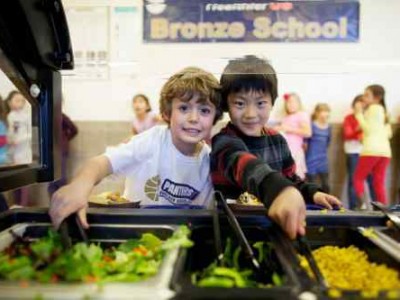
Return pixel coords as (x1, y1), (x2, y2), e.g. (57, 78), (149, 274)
(7, 122), (400, 208)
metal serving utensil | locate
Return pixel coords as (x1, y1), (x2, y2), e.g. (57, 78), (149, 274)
(214, 191), (268, 281)
(297, 235), (328, 289)
(58, 213), (89, 249)
(212, 191), (224, 265)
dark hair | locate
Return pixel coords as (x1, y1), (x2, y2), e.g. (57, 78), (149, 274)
(366, 84), (389, 123)
(4, 90), (22, 115)
(160, 66), (222, 124)
(132, 94), (152, 112)
(352, 94), (364, 108)
(220, 55), (278, 111)
(311, 103), (330, 121)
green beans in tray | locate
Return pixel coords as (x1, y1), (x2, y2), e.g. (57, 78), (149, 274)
(192, 239), (283, 288)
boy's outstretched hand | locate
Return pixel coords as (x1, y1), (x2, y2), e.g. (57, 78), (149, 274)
(268, 187), (306, 240)
(49, 155), (112, 230)
(49, 181), (91, 230)
(313, 192), (342, 209)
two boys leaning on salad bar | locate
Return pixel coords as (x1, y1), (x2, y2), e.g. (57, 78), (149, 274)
(49, 55), (341, 239)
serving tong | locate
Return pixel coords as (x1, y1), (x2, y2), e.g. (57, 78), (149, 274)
(59, 213), (89, 249)
(214, 191), (329, 289)
(212, 192), (224, 265)
(214, 191), (268, 281)
(296, 235), (328, 289)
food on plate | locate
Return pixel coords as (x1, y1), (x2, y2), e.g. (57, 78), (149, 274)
(237, 192), (262, 206)
(89, 191), (129, 205)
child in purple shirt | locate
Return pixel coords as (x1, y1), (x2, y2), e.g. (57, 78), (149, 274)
(305, 103), (332, 193)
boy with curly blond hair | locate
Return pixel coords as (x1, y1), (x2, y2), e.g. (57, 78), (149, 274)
(50, 67), (222, 228)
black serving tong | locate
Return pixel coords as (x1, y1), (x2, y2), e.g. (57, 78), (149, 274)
(214, 191), (266, 280)
(296, 235), (328, 289)
(58, 213), (89, 249)
(212, 192), (224, 266)
(371, 201), (400, 232)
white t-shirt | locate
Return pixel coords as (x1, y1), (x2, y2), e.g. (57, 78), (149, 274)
(344, 140), (363, 154)
(105, 125), (213, 208)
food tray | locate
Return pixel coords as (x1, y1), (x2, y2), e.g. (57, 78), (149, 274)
(0, 223), (180, 300)
(170, 225), (301, 300)
(292, 226), (400, 299)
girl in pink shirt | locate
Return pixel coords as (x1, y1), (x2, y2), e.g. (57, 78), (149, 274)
(274, 93), (311, 179)
(131, 94), (160, 135)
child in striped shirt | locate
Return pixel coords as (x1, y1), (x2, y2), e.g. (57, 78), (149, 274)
(211, 55), (341, 239)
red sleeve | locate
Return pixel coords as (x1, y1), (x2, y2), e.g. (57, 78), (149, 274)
(0, 136), (7, 147)
(343, 115), (362, 140)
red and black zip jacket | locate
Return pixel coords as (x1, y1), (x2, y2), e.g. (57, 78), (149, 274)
(211, 122), (319, 209)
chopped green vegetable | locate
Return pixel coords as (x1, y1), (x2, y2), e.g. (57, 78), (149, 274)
(198, 276), (235, 288)
(272, 272), (283, 286)
(0, 226), (192, 284)
(162, 225), (193, 250)
(213, 267), (246, 287)
(193, 238), (283, 288)
(253, 241), (264, 263)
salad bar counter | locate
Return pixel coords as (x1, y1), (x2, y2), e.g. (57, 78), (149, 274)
(0, 208), (400, 300)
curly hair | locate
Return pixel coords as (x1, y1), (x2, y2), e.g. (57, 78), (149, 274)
(159, 67), (222, 124)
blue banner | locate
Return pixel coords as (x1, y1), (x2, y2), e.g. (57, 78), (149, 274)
(143, 0), (359, 43)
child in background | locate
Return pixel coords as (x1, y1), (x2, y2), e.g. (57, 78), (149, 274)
(211, 55), (341, 239)
(305, 103), (332, 193)
(131, 94), (160, 135)
(6, 91), (32, 206)
(7, 91), (32, 165)
(274, 93), (311, 179)
(343, 95), (375, 209)
(354, 84), (392, 206)
(50, 67), (223, 229)
(0, 97), (8, 165)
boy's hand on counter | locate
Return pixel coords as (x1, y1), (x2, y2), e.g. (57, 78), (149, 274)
(313, 192), (342, 210)
(267, 187), (306, 240)
(49, 181), (91, 229)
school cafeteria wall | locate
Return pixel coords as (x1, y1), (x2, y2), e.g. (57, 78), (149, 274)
(60, 0), (400, 123)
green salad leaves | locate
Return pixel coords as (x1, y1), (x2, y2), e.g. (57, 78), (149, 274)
(0, 225), (192, 284)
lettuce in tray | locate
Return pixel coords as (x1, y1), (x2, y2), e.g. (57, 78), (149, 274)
(0, 225), (192, 284)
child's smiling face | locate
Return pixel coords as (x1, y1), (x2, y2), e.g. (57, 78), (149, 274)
(227, 90), (272, 137)
(167, 93), (216, 156)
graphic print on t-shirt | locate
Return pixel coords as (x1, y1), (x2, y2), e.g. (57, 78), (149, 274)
(159, 179), (199, 205)
(144, 175), (160, 202)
